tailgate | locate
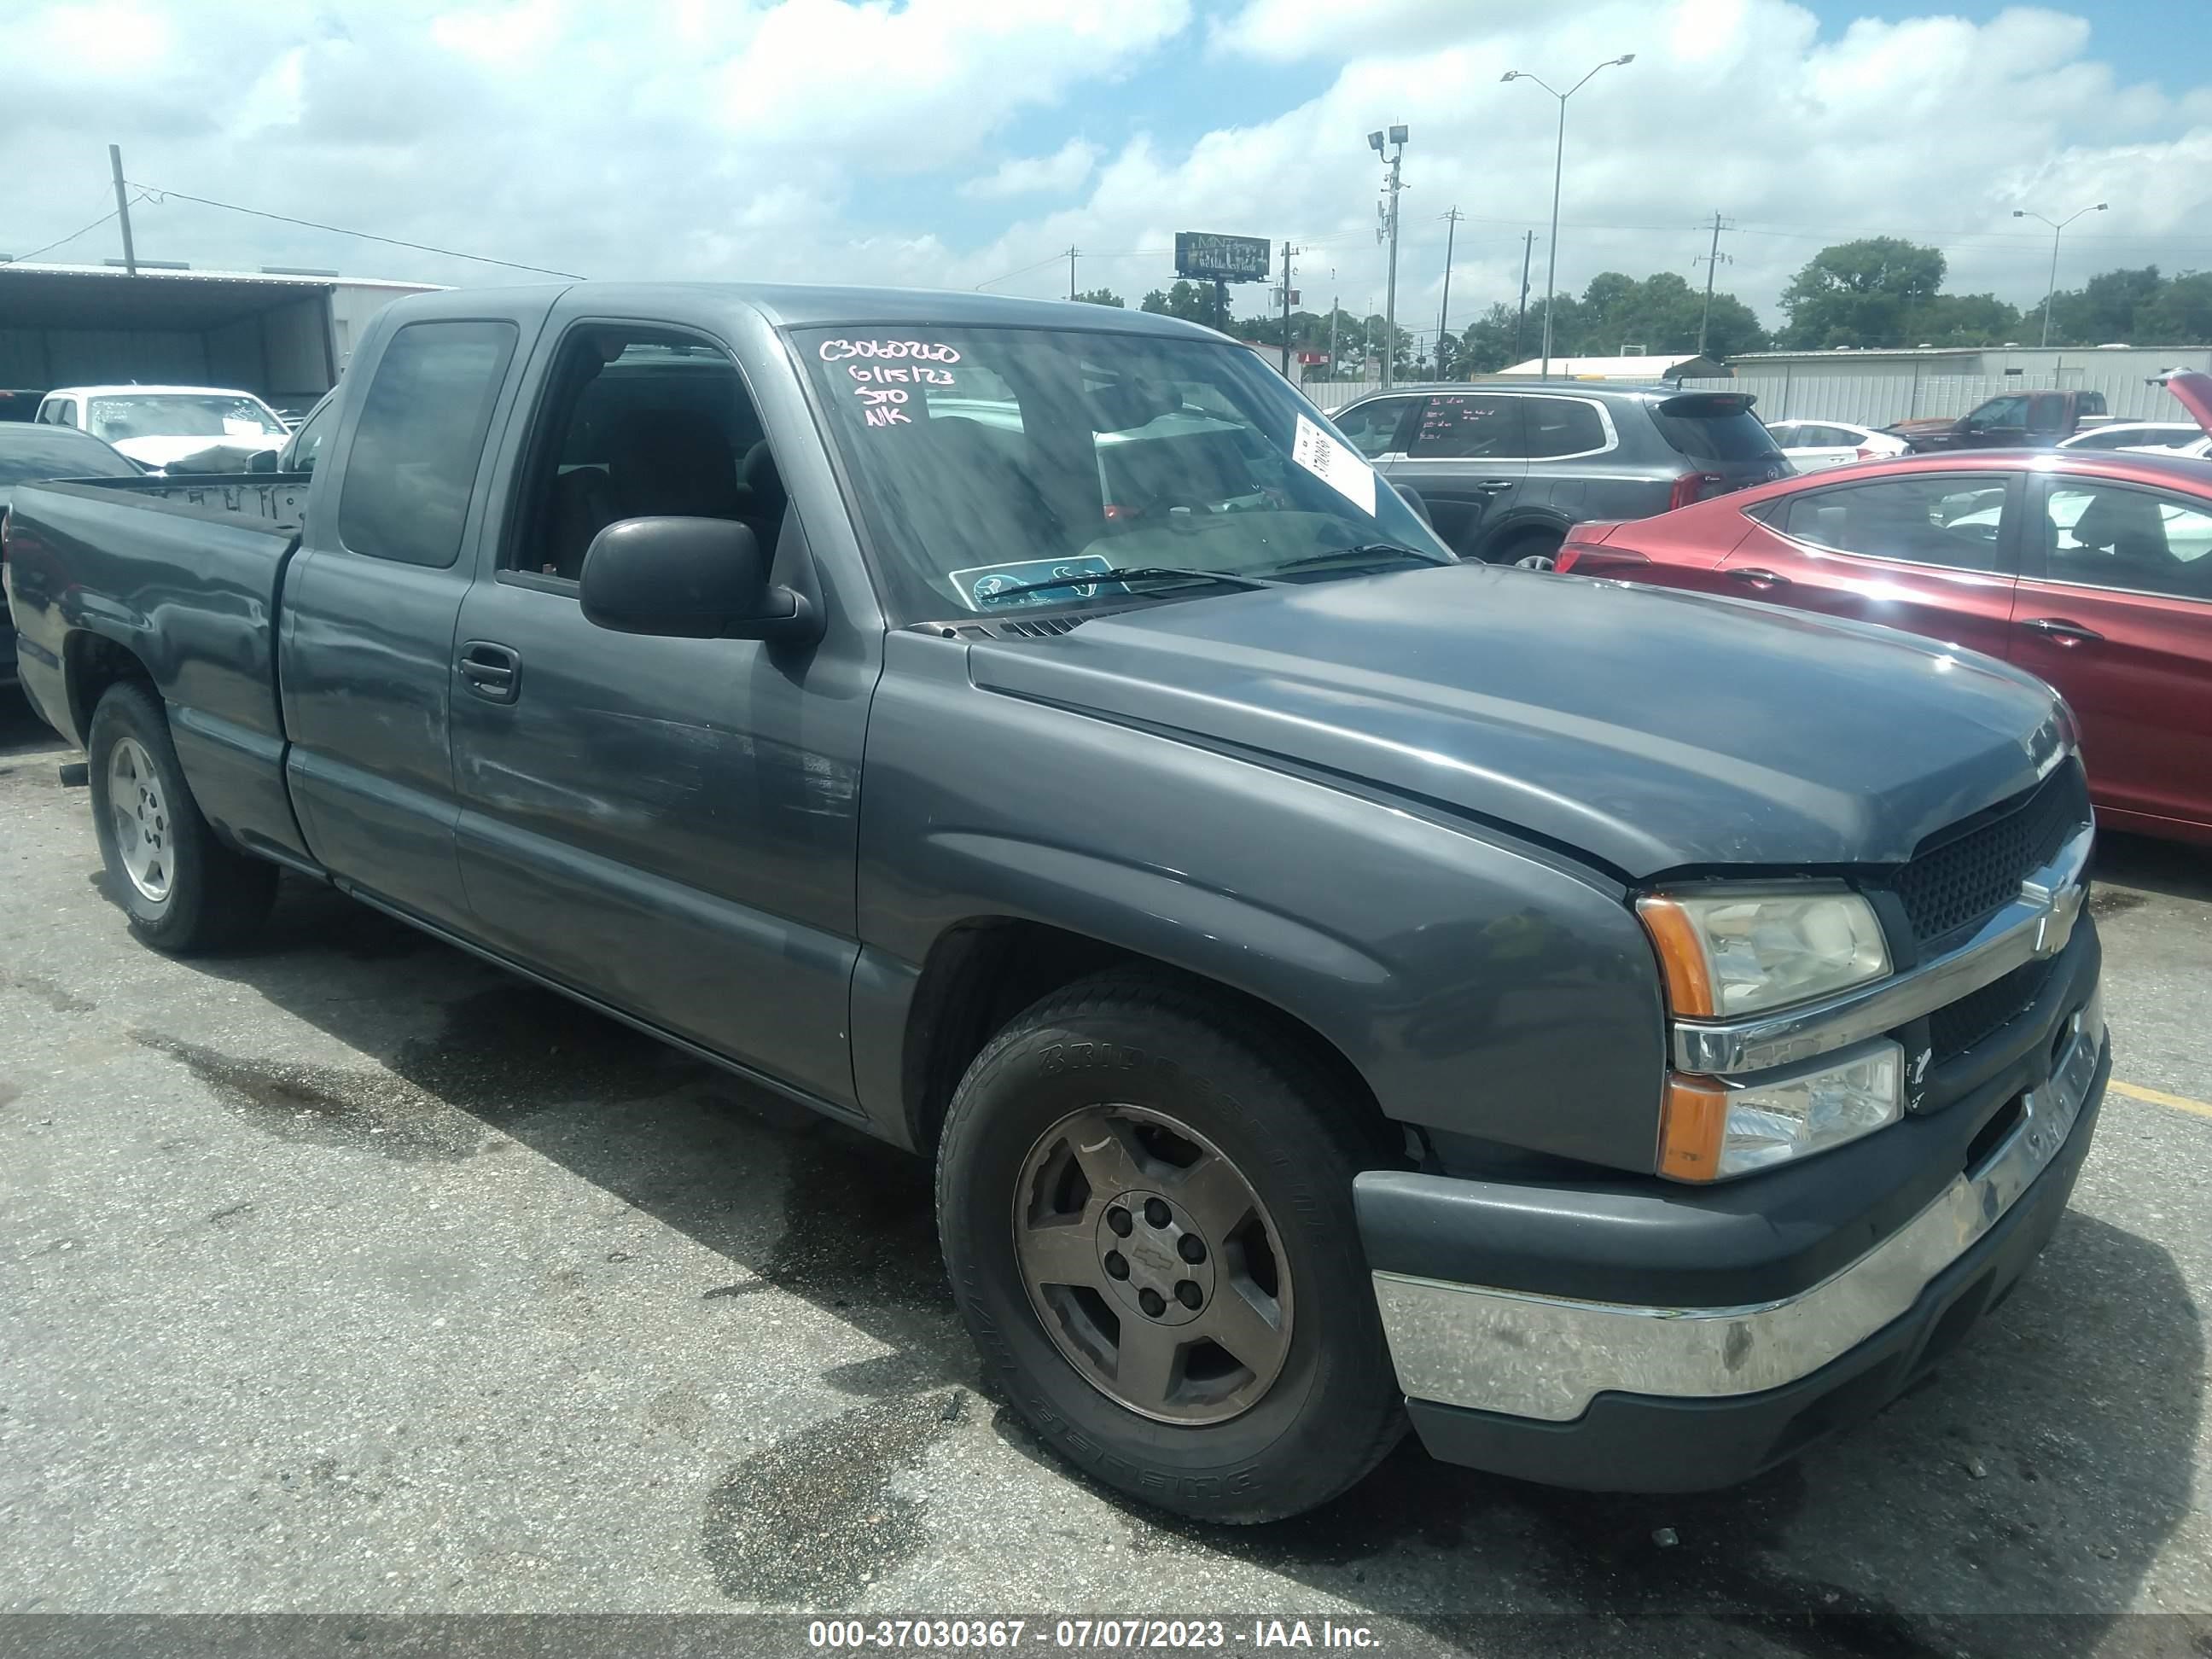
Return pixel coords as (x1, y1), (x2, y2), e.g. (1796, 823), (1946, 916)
(1650, 392), (1792, 491)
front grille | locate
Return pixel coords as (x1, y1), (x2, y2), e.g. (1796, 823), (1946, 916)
(1892, 759), (2089, 952)
(1929, 958), (2053, 1059)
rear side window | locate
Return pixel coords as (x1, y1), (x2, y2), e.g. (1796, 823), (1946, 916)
(1652, 398), (1780, 462)
(338, 319), (519, 568)
(1772, 475), (2010, 573)
(1522, 397), (1607, 458)
(1411, 393), (1525, 458)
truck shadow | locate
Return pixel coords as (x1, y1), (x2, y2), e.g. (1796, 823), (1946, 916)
(2093, 830), (2212, 906)
(166, 879), (2200, 1647)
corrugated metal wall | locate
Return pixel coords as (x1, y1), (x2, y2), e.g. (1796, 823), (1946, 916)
(1679, 370), (2198, 426)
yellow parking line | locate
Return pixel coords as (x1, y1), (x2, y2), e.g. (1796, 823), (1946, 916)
(2110, 1079), (2212, 1121)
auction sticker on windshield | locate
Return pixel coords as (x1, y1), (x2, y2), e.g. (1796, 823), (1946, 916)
(1291, 413), (1377, 515)
(949, 556), (1130, 611)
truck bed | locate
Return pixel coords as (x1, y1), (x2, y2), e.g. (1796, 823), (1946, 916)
(5, 472), (313, 866)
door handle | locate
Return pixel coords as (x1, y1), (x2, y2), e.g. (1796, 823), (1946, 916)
(1726, 568), (1791, 590)
(2019, 617), (2103, 645)
(1472, 479), (1519, 491)
(459, 640), (521, 702)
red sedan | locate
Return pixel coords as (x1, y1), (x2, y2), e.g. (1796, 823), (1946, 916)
(1557, 374), (2212, 845)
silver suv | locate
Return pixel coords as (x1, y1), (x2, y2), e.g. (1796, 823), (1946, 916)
(1330, 381), (1790, 568)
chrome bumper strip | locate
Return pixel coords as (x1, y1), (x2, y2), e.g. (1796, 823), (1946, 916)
(1373, 994), (2104, 1423)
(1672, 824), (2093, 1077)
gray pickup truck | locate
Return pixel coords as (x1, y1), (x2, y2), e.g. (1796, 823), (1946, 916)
(4, 283), (2109, 1523)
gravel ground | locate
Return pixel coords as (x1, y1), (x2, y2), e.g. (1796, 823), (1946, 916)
(1, 698), (2207, 1657)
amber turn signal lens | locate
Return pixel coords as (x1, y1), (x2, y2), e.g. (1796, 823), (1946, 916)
(1636, 896), (1715, 1017)
(1659, 1074), (1728, 1182)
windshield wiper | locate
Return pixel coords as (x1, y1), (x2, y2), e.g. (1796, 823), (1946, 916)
(1270, 543), (1449, 575)
(970, 565), (1283, 605)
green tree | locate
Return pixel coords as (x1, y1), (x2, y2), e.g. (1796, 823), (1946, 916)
(2137, 271), (2212, 344)
(1778, 238), (1947, 347)
(1073, 288), (1125, 307)
(1456, 302), (1519, 375)
(1139, 280), (1226, 328)
(1900, 292), (2022, 346)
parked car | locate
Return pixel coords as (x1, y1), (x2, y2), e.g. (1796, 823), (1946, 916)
(2056, 420), (2208, 457)
(0, 422), (141, 688)
(1765, 418), (1909, 472)
(6, 284), (2106, 1522)
(1887, 388), (2113, 453)
(1328, 381), (1791, 568)
(1557, 371), (2212, 844)
(32, 383), (291, 472)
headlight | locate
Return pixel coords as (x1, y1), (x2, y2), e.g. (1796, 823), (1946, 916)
(1661, 1039), (1904, 1180)
(1636, 890), (1890, 1018)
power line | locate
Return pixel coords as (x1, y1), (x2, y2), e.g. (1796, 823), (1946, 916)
(974, 251), (1067, 289)
(126, 180), (584, 278)
(11, 201), (129, 265)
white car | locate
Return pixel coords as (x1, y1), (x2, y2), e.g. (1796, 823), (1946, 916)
(32, 384), (291, 472)
(2055, 420), (2209, 457)
(1762, 419), (1909, 473)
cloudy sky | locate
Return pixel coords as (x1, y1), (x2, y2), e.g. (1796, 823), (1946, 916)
(7, 0), (2211, 345)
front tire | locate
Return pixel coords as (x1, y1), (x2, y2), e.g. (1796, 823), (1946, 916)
(88, 682), (277, 954)
(937, 969), (1406, 1523)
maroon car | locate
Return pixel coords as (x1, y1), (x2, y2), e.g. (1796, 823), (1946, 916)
(1557, 374), (2212, 846)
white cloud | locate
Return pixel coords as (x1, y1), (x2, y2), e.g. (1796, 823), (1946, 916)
(0, 0), (2205, 347)
(960, 139), (1100, 199)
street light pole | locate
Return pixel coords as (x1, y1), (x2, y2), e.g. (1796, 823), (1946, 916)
(1502, 55), (1633, 379)
(1368, 125), (1409, 390)
(2013, 202), (2108, 348)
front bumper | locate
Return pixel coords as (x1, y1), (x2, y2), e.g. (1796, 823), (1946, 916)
(1368, 994), (2108, 1493)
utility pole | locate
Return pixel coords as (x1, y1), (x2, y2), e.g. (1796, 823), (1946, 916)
(1435, 207), (1461, 381)
(108, 143), (137, 276)
(1513, 230), (1533, 364)
(1694, 212), (1733, 359)
(1328, 293), (1339, 381)
(1067, 245), (1079, 301)
(1278, 240), (1301, 378)
(1368, 125), (1409, 390)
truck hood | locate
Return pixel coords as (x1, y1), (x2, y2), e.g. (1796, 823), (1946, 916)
(1883, 416), (1957, 437)
(108, 434), (282, 470)
(966, 565), (2069, 876)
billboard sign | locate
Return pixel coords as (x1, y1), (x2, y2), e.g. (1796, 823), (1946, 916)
(1175, 232), (1270, 284)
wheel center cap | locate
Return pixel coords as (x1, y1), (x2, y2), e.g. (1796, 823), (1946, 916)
(1096, 1188), (1216, 1326)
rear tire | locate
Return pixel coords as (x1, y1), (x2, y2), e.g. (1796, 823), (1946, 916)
(1496, 528), (1563, 571)
(87, 682), (277, 954)
(936, 967), (1406, 1523)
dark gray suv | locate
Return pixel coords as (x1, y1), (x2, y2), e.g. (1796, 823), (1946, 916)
(1330, 381), (1790, 567)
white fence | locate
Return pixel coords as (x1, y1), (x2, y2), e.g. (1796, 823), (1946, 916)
(1678, 370), (2194, 427)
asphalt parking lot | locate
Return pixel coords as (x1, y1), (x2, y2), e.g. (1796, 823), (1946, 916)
(2, 695), (2208, 1656)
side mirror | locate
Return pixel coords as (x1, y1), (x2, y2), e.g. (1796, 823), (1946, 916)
(247, 448), (279, 474)
(1393, 483), (1434, 526)
(578, 515), (820, 643)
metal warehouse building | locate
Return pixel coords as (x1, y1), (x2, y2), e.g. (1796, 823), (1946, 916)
(1695, 343), (2212, 427)
(0, 263), (442, 416)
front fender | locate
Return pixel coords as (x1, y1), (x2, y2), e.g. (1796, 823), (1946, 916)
(857, 632), (1670, 1173)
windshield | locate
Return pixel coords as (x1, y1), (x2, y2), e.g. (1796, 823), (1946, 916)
(87, 393), (287, 443)
(0, 428), (140, 486)
(796, 326), (1451, 620)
